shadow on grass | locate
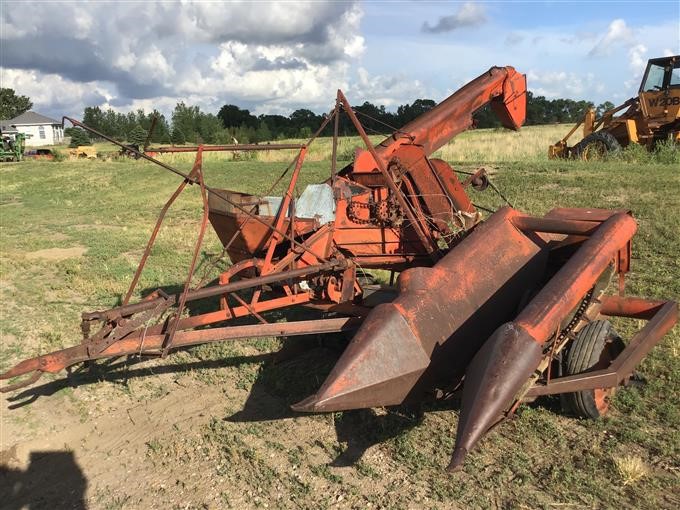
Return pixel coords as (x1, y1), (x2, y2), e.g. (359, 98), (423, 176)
(4, 299), (455, 469)
(4, 352), (270, 409)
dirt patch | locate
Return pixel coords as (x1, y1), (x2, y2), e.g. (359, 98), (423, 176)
(47, 232), (71, 242)
(122, 250), (144, 266)
(25, 246), (87, 261)
(71, 224), (126, 231)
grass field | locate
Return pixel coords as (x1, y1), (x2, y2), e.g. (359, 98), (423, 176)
(1, 126), (679, 509)
(51, 123), (568, 165)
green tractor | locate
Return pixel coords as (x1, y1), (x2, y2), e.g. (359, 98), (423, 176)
(1, 131), (27, 162)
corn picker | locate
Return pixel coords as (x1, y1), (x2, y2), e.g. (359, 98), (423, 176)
(1, 66), (677, 471)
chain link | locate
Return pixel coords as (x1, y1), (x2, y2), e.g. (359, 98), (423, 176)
(346, 196), (403, 227)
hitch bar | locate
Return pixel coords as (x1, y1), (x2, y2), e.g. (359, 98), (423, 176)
(0, 317), (363, 393)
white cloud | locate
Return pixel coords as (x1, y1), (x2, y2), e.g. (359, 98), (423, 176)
(350, 67), (428, 108)
(422, 2), (487, 34)
(589, 19), (635, 56)
(528, 70), (604, 99)
(623, 44), (649, 90)
(0, 68), (112, 115)
(0, 1), (365, 117)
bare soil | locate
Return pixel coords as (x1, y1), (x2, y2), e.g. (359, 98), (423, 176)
(25, 246), (88, 262)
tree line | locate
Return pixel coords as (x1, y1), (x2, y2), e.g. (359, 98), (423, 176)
(2, 86), (617, 146)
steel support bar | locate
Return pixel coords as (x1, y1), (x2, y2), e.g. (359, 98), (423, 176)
(83, 259), (347, 321)
(146, 144), (305, 153)
(525, 298), (677, 397)
(0, 318), (364, 392)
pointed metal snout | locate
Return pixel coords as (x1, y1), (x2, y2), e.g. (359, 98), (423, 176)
(448, 322), (541, 471)
(449, 211), (638, 470)
(291, 303), (431, 412)
(292, 207), (549, 413)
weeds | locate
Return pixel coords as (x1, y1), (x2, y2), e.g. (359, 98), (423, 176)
(614, 137), (680, 165)
(652, 136), (680, 165)
(613, 454), (649, 486)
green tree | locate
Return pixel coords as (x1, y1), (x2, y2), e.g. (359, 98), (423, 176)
(596, 101), (615, 118)
(217, 104), (257, 129)
(198, 113), (223, 144)
(255, 121), (272, 142)
(68, 128), (91, 147)
(0, 88), (32, 119)
(146, 110), (171, 144)
(172, 102), (200, 143)
(82, 106), (105, 136)
(128, 124), (147, 146)
(396, 99), (436, 126)
(171, 126), (186, 145)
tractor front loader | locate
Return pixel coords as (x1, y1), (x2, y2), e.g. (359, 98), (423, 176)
(0, 131), (27, 162)
(2, 66), (677, 471)
(550, 54), (680, 159)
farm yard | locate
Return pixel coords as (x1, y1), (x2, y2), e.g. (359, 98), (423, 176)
(1, 125), (679, 509)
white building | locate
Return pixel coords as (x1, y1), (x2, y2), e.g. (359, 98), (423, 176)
(7, 111), (64, 146)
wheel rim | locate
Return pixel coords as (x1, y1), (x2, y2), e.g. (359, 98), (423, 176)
(593, 387), (614, 414)
(591, 339), (621, 415)
(582, 141), (608, 161)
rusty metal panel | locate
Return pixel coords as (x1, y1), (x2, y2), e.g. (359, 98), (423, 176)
(293, 207), (549, 411)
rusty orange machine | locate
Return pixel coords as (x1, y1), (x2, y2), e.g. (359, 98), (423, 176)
(2, 66), (676, 471)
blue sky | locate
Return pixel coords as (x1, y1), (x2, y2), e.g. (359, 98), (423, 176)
(1, 1), (678, 119)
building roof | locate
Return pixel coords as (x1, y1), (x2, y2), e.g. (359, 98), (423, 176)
(9, 111), (61, 126)
(0, 120), (19, 134)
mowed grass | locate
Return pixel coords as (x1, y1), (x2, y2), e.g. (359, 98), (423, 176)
(1, 125), (679, 509)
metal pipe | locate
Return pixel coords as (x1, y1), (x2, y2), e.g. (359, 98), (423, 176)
(515, 212), (637, 342)
(374, 66), (523, 158)
(599, 295), (668, 320)
(146, 144), (305, 153)
(0, 317), (365, 389)
(83, 259), (347, 321)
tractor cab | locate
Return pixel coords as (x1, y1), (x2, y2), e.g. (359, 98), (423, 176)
(638, 55), (680, 124)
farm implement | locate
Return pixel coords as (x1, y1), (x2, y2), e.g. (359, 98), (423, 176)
(550, 54), (680, 160)
(1, 66), (676, 471)
(0, 131), (27, 162)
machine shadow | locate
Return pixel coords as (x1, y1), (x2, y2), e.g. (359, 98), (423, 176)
(225, 301), (465, 466)
(4, 353), (271, 409)
(6, 286), (460, 468)
(227, 343), (449, 467)
(0, 450), (87, 510)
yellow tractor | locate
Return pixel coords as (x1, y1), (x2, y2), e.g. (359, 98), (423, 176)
(550, 54), (680, 159)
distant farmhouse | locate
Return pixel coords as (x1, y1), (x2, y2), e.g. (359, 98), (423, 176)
(0, 111), (64, 146)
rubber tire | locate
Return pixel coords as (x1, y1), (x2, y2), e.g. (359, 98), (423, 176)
(562, 320), (625, 419)
(572, 131), (621, 161)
